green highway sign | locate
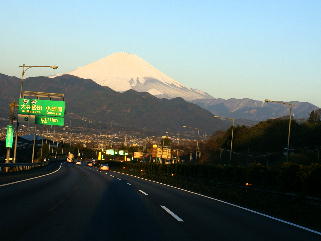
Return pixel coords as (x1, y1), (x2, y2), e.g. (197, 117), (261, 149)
(35, 116), (64, 126)
(18, 98), (65, 117)
(6, 125), (14, 148)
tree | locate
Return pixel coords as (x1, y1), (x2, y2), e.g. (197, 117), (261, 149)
(308, 109), (321, 122)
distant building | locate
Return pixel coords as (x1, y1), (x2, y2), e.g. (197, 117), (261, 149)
(150, 136), (172, 162)
(161, 147), (171, 160)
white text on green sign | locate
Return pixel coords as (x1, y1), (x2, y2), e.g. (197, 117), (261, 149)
(35, 116), (64, 126)
(18, 98), (65, 117)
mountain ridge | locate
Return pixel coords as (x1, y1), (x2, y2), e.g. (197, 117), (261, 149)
(193, 98), (319, 121)
(0, 73), (227, 135)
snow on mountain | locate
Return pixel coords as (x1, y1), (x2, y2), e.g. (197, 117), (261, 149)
(66, 52), (212, 101)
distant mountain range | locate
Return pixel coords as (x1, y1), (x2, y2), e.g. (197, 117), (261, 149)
(61, 52), (318, 121)
(0, 73), (228, 135)
(193, 98), (318, 121)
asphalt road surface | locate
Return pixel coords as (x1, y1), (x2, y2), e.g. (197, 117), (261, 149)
(0, 162), (320, 241)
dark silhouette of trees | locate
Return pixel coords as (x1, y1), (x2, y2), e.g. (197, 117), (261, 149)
(204, 118), (321, 164)
(308, 109), (321, 122)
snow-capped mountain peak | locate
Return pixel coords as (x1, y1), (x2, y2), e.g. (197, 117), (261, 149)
(66, 52), (212, 100)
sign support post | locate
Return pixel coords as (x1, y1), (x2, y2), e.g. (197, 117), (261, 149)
(31, 125), (37, 163)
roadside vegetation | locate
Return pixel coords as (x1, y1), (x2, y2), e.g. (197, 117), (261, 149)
(111, 110), (321, 231)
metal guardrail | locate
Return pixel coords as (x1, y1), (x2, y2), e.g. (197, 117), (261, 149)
(0, 162), (48, 172)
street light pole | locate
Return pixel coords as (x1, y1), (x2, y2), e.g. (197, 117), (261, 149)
(265, 99), (294, 162)
(19, 65), (58, 97)
(12, 63), (30, 163)
(14, 65), (59, 163)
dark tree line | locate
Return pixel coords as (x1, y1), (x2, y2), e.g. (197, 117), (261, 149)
(309, 109), (321, 122)
(203, 110), (321, 164)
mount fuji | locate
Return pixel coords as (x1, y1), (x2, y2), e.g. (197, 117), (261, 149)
(65, 52), (212, 101)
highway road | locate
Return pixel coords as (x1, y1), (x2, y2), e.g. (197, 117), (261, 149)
(0, 162), (320, 241)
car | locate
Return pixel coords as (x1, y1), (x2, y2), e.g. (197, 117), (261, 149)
(99, 164), (110, 171)
(91, 160), (99, 167)
(66, 157), (73, 163)
(75, 161), (82, 165)
(87, 162), (93, 167)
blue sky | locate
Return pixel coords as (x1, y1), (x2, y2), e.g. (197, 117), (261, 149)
(1, 0), (320, 106)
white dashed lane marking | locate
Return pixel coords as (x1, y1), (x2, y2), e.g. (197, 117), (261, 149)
(161, 206), (184, 222)
(138, 190), (148, 196)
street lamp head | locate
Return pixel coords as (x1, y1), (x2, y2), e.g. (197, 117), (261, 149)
(51, 66), (59, 69)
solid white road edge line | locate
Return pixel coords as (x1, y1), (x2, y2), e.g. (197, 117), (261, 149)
(0, 163), (63, 188)
(161, 205), (184, 222)
(138, 190), (148, 196)
(112, 171), (321, 236)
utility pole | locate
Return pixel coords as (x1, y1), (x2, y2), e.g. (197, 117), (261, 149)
(40, 137), (43, 160)
(230, 118), (235, 162)
(287, 104), (293, 162)
(265, 99), (294, 162)
(195, 128), (202, 160)
(219, 148), (223, 161)
(13, 103), (19, 163)
(213, 116), (235, 162)
(182, 125), (202, 161)
(31, 125), (37, 163)
(124, 134), (127, 147)
(177, 133), (180, 163)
